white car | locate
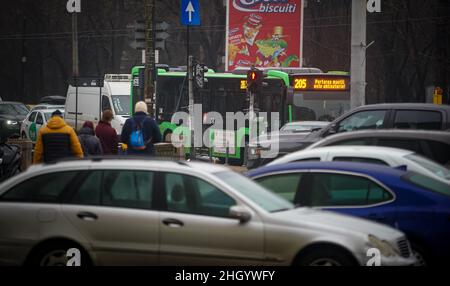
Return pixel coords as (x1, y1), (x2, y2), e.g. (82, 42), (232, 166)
(31, 104), (65, 111)
(0, 159), (415, 266)
(269, 146), (450, 183)
(20, 109), (65, 143)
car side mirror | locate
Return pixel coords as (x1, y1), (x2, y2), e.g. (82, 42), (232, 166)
(327, 124), (338, 136)
(229, 205), (252, 223)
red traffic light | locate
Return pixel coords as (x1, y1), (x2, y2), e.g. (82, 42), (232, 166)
(247, 68), (263, 93)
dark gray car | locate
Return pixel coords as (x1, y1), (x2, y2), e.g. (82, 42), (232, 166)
(247, 103), (450, 169)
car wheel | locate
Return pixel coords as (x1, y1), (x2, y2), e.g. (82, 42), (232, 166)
(295, 247), (357, 266)
(27, 241), (91, 267)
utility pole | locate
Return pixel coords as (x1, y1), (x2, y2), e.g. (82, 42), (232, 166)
(72, 11), (79, 130)
(350, 0), (367, 108)
(144, 0), (155, 115)
(20, 16), (27, 101)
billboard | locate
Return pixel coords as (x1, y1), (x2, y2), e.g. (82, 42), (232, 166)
(225, 0), (303, 71)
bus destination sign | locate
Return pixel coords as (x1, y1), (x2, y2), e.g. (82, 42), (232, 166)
(291, 75), (350, 92)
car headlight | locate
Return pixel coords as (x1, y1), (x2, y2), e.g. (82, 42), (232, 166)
(6, 120), (18, 126)
(368, 235), (398, 257)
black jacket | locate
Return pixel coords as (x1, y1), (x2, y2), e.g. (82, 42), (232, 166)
(121, 112), (162, 155)
(78, 127), (103, 156)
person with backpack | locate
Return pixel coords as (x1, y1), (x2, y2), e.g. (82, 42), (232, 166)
(78, 121), (103, 157)
(121, 101), (162, 156)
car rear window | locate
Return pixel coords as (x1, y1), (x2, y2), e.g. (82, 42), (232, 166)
(402, 173), (450, 197)
(394, 110), (442, 130)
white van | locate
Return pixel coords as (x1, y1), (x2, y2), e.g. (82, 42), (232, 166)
(65, 74), (131, 135)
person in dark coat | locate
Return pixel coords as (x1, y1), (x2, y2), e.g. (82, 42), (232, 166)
(121, 101), (162, 156)
(95, 110), (118, 155)
(78, 121), (103, 156)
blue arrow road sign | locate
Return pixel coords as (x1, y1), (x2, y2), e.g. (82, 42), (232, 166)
(181, 0), (200, 26)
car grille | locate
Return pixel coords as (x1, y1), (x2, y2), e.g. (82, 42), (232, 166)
(397, 238), (411, 258)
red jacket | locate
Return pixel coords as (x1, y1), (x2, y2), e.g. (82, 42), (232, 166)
(95, 121), (118, 155)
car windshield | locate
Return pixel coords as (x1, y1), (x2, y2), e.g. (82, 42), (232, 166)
(405, 154), (450, 180)
(0, 104), (29, 116)
(214, 171), (294, 212)
(111, 95), (130, 116)
(403, 172), (450, 197)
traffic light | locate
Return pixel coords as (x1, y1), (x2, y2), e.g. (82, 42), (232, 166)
(194, 63), (208, 89)
(155, 21), (170, 50)
(130, 20), (145, 50)
(247, 68), (263, 93)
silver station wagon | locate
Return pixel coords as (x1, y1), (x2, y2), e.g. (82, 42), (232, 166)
(0, 159), (416, 266)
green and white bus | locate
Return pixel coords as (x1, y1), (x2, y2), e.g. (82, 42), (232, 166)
(130, 66), (290, 165)
(130, 66), (350, 165)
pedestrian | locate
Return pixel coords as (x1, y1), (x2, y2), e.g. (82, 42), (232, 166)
(121, 101), (162, 156)
(95, 109), (118, 155)
(78, 121), (103, 156)
(33, 110), (83, 164)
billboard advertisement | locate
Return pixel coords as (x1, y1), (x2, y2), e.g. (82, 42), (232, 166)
(225, 0), (303, 71)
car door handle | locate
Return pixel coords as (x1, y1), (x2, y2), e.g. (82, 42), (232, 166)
(162, 218), (184, 227)
(77, 211), (98, 221)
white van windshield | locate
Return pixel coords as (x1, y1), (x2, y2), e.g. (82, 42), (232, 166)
(111, 95), (130, 116)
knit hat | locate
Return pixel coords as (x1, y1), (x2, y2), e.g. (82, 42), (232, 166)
(52, 110), (63, 118)
(135, 101), (148, 114)
(82, 121), (94, 130)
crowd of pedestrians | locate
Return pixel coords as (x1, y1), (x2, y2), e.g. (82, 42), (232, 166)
(32, 101), (162, 164)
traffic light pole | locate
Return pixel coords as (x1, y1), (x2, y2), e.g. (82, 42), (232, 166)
(188, 55), (196, 160)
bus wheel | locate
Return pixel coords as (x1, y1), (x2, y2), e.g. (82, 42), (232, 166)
(163, 130), (173, 143)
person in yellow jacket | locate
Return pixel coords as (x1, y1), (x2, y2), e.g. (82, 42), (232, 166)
(33, 110), (84, 164)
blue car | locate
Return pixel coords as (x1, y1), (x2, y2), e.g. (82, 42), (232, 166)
(247, 162), (450, 265)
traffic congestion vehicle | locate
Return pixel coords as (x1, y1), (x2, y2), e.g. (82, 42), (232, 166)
(0, 159), (415, 266)
(268, 146), (450, 183)
(248, 161), (450, 265)
(279, 121), (329, 133)
(65, 74), (131, 134)
(30, 104), (65, 112)
(20, 109), (65, 143)
(0, 102), (29, 137)
(306, 130), (450, 168)
(247, 103), (450, 169)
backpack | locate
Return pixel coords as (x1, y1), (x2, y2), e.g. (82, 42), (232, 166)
(129, 120), (146, 150)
